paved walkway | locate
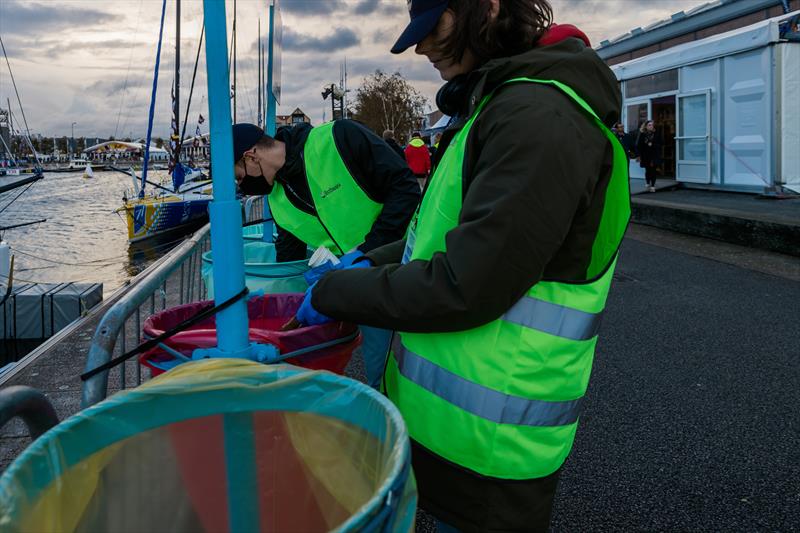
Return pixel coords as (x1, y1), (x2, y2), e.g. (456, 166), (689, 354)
(631, 182), (800, 256)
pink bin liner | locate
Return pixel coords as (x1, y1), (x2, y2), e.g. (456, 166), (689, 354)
(139, 293), (361, 376)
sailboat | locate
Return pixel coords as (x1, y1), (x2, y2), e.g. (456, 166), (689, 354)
(82, 164), (94, 179)
(118, 0), (213, 243)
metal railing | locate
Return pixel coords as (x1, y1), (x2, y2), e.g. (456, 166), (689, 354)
(81, 197), (265, 408)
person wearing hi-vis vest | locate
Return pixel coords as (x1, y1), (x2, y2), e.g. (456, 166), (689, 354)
(294, 0), (631, 531)
(231, 120), (421, 388)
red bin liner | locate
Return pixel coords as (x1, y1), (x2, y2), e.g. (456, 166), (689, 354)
(139, 293), (360, 376)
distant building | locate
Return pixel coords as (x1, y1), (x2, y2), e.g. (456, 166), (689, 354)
(179, 133), (211, 161)
(83, 140), (169, 161)
(596, 0), (800, 193)
(276, 108), (311, 127)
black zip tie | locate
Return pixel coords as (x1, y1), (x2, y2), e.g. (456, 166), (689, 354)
(81, 287), (249, 381)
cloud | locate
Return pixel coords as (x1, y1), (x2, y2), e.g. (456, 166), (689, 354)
(1, 0), (708, 136)
(280, 0), (347, 15)
(43, 39), (141, 59)
(353, 0), (381, 15)
(88, 77), (151, 97)
(283, 27), (360, 52)
(0, 0), (120, 34)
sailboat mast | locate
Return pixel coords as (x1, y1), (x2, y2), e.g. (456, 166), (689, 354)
(6, 98), (12, 154)
(233, 0), (237, 123)
(258, 19), (262, 128)
(175, 0), (180, 158)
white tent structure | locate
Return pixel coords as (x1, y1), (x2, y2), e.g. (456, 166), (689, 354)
(83, 141), (169, 161)
(613, 11), (800, 193)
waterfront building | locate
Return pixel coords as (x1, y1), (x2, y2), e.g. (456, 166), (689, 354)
(597, 0), (800, 193)
(276, 107), (311, 126)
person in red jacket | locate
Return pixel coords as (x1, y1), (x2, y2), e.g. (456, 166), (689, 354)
(404, 131), (431, 189)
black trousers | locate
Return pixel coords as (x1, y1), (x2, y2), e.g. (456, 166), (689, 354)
(644, 164), (658, 187)
(412, 440), (562, 532)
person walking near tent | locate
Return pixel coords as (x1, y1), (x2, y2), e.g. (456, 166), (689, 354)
(383, 129), (407, 160)
(232, 120), (420, 388)
(637, 119), (660, 192)
(404, 131), (431, 189)
(613, 122), (635, 159)
(431, 132), (443, 158)
(293, 0), (630, 531)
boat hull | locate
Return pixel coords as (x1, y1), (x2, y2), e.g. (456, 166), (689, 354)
(123, 195), (212, 243)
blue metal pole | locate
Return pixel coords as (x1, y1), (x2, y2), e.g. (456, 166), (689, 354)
(202, 0), (249, 355)
(265, 1), (277, 137)
(262, 0), (277, 243)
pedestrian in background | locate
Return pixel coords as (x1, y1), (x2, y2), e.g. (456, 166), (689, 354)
(432, 132), (442, 155)
(382, 129), (406, 160)
(637, 119), (660, 192)
(404, 130), (431, 189)
(295, 0), (630, 530)
(613, 122), (635, 159)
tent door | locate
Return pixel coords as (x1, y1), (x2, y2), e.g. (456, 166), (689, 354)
(676, 90), (712, 183)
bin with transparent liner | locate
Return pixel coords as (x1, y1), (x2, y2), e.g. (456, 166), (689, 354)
(202, 241), (312, 298)
(0, 359), (416, 532)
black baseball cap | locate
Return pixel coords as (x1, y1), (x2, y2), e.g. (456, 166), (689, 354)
(391, 0), (449, 54)
(232, 123), (264, 163)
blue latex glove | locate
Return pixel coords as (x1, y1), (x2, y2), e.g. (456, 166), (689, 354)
(339, 250), (368, 267)
(303, 252), (371, 285)
(296, 282), (333, 326)
(296, 260), (371, 326)
(304, 259), (339, 285)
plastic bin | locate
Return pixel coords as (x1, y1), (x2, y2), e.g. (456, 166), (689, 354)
(140, 293), (360, 376)
(0, 359), (416, 532)
(201, 242), (311, 298)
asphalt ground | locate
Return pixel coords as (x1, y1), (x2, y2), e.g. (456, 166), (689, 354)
(371, 225), (799, 531)
(2, 224), (798, 530)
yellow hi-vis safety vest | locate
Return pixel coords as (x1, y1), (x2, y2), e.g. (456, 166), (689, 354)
(385, 78), (631, 479)
(268, 122), (382, 254)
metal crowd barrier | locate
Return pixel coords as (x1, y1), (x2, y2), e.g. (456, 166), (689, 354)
(81, 197), (265, 408)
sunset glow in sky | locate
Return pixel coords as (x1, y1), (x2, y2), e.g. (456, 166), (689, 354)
(0, 0), (705, 138)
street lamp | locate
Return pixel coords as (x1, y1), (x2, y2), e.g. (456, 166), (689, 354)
(71, 122), (77, 157)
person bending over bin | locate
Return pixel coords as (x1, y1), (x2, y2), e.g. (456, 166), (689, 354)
(232, 120), (421, 388)
(293, 0), (631, 531)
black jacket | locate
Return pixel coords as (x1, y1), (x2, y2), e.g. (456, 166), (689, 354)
(385, 137), (406, 161)
(313, 38), (622, 531)
(242, 121), (420, 261)
(636, 130), (661, 166)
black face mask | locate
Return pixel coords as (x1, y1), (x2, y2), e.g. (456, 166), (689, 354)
(238, 174), (273, 195)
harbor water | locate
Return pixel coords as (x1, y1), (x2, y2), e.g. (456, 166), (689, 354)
(1, 169), (185, 362)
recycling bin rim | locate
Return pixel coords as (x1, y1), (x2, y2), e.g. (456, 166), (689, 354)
(0, 360), (411, 533)
(201, 241), (312, 268)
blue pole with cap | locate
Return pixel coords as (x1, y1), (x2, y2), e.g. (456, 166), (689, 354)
(202, 3), (260, 530)
(200, 0), (249, 356)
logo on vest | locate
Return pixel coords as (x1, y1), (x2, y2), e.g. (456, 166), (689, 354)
(320, 183), (342, 199)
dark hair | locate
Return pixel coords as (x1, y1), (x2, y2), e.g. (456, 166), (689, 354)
(440, 0), (553, 66)
(254, 135), (276, 149)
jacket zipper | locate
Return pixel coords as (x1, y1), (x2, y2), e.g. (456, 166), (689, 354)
(284, 153), (345, 255)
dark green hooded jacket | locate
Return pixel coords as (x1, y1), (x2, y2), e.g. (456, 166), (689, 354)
(313, 37), (623, 531)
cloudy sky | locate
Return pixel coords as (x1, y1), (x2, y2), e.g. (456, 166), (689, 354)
(0, 0), (704, 139)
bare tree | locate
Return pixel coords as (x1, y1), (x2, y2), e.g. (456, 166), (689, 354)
(352, 70), (427, 142)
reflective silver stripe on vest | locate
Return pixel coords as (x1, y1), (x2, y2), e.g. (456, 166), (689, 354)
(503, 296), (603, 341)
(392, 336), (582, 427)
